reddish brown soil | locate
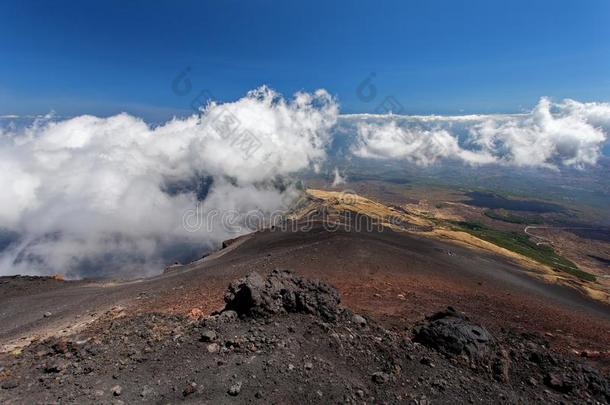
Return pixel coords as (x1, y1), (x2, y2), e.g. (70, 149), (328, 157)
(141, 225), (610, 369)
(2, 224), (609, 370)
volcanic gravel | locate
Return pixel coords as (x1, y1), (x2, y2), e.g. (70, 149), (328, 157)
(1, 270), (608, 404)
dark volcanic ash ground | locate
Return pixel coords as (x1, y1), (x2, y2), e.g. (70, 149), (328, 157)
(1, 270), (608, 404)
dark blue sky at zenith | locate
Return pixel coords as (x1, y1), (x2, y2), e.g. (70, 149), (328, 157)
(1, 0), (609, 121)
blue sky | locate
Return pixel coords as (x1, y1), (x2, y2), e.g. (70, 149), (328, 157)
(1, 0), (610, 121)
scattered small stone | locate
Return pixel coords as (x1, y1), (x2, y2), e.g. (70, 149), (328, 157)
(529, 351), (544, 364)
(372, 371), (389, 384)
(183, 382), (197, 397)
(140, 386), (154, 398)
(304, 361), (313, 370)
(416, 394), (430, 405)
(352, 314), (367, 327)
(432, 378), (448, 390)
(200, 329), (217, 342)
(420, 357), (435, 368)
(43, 312), (52, 318)
(288, 363), (295, 371)
(111, 385), (122, 397)
(44, 362), (65, 373)
(207, 343), (220, 353)
(219, 310), (238, 322)
(544, 372), (573, 393)
(1, 380), (18, 390)
(228, 381), (242, 396)
(188, 308), (204, 319)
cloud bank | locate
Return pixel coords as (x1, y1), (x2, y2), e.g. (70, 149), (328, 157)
(0, 87), (337, 278)
(1, 93), (609, 279)
(352, 98), (610, 168)
(353, 122), (495, 166)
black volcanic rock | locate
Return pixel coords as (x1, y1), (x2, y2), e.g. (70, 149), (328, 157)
(223, 270), (340, 320)
(413, 306), (492, 358)
(2, 274), (609, 404)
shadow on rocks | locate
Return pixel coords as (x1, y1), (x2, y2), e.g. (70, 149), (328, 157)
(222, 270), (340, 321)
(413, 306), (492, 359)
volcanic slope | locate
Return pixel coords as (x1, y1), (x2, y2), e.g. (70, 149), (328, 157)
(1, 270), (609, 404)
(1, 189), (609, 370)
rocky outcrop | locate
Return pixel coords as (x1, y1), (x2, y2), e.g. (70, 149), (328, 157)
(223, 270), (340, 320)
(413, 306), (492, 359)
(2, 273), (609, 404)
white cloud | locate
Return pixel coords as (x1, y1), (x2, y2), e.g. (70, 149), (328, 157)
(0, 87), (337, 278)
(331, 167), (346, 186)
(468, 98), (608, 168)
(351, 98), (609, 168)
(353, 121), (495, 166)
(1, 92), (608, 279)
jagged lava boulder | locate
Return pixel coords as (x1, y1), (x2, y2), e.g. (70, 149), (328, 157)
(223, 269), (340, 320)
(413, 306), (492, 358)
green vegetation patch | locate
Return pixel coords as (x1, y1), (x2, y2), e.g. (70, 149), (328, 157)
(451, 220), (596, 282)
(483, 209), (543, 224)
(558, 267), (597, 283)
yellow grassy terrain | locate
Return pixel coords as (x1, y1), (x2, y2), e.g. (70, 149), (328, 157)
(299, 189), (432, 228)
(297, 189), (610, 304)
